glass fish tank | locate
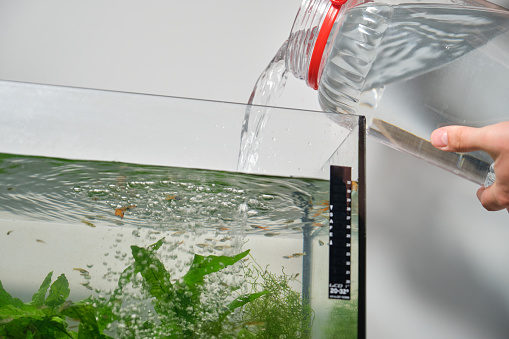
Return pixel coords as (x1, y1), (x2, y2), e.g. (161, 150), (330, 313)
(0, 80), (366, 338)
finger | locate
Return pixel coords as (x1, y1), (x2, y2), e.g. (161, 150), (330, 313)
(431, 126), (494, 155)
(476, 185), (508, 211)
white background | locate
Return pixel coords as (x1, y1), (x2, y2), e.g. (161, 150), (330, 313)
(1, 1), (509, 338)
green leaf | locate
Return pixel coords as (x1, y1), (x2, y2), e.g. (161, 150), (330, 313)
(30, 271), (53, 307)
(0, 315), (71, 339)
(0, 281), (23, 309)
(182, 250), (250, 288)
(147, 237), (165, 251)
(0, 304), (46, 320)
(61, 302), (112, 339)
(45, 274), (70, 307)
(216, 291), (269, 324)
(226, 291), (269, 313)
(131, 242), (172, 301)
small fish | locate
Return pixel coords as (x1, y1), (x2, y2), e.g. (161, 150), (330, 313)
(283, 252), (306, 259)
(205, 238), (215, 242)
(168, 240), (184, 251)
(250, 225), (269, 231)
(284, 219), (294, 224)
(81, 282), (93, 291)
(219, 237), (232, 242)
(234, 320), (266, 331)
(6, 230), (13, 235)
(291, 252), (306, 257)
(312, 222), (325, 227)
(352, 181), (358, 191)
(264, 232), (280, 237)
(217, 227), (229, 231)
(243, 321), (265, 327)
(116, 176), (127, 188)
(291, 226), (302, 231)
(58, 300), (73, 312)
(114, 209), (125, 219)
(312, 208), (329, 218)
(6, 187), (14, 191)
(165, 195), (182, 201)
(171, 230), (185, 236)
(312, 200), (330, 217)
(81, 220), (96, 228)
(36, 239), (45, 244)
(318, 240), (326, 246)
(213, 245), (231, 251)
(114, 205), (137, 219)
(196, 243), (209, 248)
(73, 268), (89, 275)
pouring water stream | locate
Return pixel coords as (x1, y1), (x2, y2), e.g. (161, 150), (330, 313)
(237, 42), (289, 173)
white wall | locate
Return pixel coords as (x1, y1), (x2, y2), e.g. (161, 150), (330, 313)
(0, 1), (509, 338)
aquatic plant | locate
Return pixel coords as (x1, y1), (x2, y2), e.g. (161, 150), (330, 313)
(237, 261), (314, 339)
(97, 238), (267, 338)
(324, 299), (358, 339)
(0, 239), (267, 338)
(0, 238), (320, 338)
(0, 272), (110, 338)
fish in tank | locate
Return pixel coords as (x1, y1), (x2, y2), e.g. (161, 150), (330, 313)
(0, 153), (360, 338)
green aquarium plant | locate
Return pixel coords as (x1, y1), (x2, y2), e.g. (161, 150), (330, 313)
(324, 299), (358, 339)
(0, 238), (269, 338)
(97, 238), (268, 338)
(0, 237), (320, 338)
(0, 271), (111, 339)
(237, 261), (314, 339)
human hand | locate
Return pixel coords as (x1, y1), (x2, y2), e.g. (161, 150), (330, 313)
(431, 121), (509, 212)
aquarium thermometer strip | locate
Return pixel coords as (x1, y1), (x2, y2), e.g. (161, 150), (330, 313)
(328, 165), (351, 300)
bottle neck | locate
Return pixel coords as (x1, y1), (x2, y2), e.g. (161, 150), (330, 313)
(286, 0), (364, 89)
(286, 0), (331, 84)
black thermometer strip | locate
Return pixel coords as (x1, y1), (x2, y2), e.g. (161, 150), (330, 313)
(328, 165), (352, 300)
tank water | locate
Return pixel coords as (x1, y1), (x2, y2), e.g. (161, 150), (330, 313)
(241, 0), (509, 185)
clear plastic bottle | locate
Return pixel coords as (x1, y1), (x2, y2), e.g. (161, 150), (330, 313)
(286, 0), (509, 186)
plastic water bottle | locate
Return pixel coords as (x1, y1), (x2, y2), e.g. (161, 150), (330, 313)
(285, 0), (509, 186)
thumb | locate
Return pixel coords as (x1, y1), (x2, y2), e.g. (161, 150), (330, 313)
(431, 125), (492, 155)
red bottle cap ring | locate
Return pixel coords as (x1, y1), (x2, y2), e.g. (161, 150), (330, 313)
(307, 0), (347, 90)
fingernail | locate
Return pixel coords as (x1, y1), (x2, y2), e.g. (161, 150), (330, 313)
(432, 129), (448, 148)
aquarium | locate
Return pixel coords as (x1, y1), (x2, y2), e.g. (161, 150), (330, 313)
(0, 80), (365, 338)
